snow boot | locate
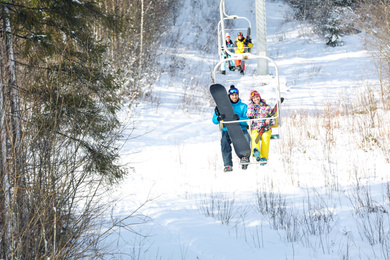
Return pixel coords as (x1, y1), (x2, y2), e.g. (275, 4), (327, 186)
(253, 148), (261, 162)
(240, 157), (249, 170)
(260, 158), (268, 166)
(224, 166), (233, 172)
(222, 70), (226, 75)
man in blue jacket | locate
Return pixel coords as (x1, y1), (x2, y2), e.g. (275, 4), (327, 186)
(212, 85), (250, 172)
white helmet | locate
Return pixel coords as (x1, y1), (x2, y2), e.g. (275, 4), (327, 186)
(225, 33), (230, 38)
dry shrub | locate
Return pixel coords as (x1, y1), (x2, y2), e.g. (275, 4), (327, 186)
(355, 0), (390, 110)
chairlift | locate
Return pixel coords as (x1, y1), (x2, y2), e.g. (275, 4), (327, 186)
(212, 0), (284, 165)
(218, 1), (252, 76)
(217, 17), (252, 67)
(212, 56), (283, 139)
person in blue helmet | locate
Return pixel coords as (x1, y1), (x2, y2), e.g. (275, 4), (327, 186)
(212, 85), (250, 172)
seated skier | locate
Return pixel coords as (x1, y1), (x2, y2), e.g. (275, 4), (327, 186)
(246, 89), (274, 165)
(234, 32), (253, 75)
(221, 33), (236, 75)
(212, 85), (250, 172)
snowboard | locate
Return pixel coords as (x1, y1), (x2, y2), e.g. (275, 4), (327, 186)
(210, 84), (251, 159)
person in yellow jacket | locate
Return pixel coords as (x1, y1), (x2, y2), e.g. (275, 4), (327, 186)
(234, 32), (253, 75)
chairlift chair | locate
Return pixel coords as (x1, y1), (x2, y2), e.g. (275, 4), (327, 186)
(212, 0), (284, 165)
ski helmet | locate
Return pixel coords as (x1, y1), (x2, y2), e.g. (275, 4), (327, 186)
(225, 33), (230, 39)
(250, 89), (260, 100)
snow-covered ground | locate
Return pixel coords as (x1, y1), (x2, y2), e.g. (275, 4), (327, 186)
(106, 0), (390, 259)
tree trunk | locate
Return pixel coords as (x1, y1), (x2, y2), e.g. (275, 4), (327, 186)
(0, 24), (10, 260)
(2, 4), (25, 258)
(139, 0), (144, 78)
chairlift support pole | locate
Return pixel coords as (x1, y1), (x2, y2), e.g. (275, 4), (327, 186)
(255, 0), (268, 75)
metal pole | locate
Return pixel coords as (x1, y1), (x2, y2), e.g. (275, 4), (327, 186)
(255, 0), (268, 75)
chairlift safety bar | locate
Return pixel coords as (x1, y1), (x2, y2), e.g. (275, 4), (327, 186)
(221, 117), (278, 124)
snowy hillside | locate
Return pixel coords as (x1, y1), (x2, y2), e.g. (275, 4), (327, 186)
(106, 0), (390, 259)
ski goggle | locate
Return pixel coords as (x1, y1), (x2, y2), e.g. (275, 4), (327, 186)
(250, 91), (260, 98)
(228, 88), (239, 94)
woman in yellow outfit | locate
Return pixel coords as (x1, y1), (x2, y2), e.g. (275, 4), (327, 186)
(234, 32), (253, 75)
(246, 90), (274, 165)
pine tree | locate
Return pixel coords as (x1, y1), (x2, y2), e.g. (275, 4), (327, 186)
(325, 16), (343, 47)
(1, 0), (127, 258)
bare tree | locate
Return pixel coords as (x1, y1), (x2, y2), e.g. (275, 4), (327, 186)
(1, 3), (27, 258)
(355, 0), (390, 109)
(100, 0), (179, 100)
(0, 0), (179, 258)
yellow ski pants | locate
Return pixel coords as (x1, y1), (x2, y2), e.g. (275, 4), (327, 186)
(250, 129), (272, 160)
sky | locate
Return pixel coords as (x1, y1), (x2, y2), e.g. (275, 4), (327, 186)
(104, 0), (390, 259)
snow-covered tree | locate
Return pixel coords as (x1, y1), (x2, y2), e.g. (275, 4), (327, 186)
(325, 15), (343, 47)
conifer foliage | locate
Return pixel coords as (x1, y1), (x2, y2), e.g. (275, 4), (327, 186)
(0, 0), (131, 258)
(284, 0), (356, 45)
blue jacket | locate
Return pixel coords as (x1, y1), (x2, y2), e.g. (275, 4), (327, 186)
(221, 40), (235, 56)
(212, 98), (249, 131)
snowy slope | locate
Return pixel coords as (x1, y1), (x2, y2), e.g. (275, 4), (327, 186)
(106, 0), (389, 259)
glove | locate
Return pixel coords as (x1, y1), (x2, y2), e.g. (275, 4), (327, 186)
(217, 114), (226, 121)
(232, 114), (239, 120)
(214, 106), (220, 116)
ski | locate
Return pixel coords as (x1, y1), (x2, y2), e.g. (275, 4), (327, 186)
(255, 98), (284, 144)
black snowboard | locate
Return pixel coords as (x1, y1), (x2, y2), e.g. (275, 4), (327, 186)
(246, 27), (251, 53)
(210, 84), (251, 159)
